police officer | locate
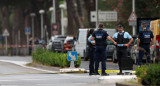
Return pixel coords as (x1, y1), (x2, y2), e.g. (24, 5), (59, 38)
(137, 22), (154, 67)
(112, 24), (133, 75)
(91, 24), (117, 76)
(87, 28), (95, 75)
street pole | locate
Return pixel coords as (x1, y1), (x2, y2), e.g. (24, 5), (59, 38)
(132, 0), (136, 35)
(60, 4), (65, 35)
(39, 10), (45, 40)
(41, 14), (43, 40)
(26, 34), (29, 55)
(53, 0), (56, 24)
(5, 36), (7, 55)
(30, 13), (35, 52)
(96, 0), (99, 28)
(49, 7), (54, 36)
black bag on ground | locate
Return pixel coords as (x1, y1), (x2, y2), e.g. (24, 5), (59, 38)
(121, 58), (134, 70)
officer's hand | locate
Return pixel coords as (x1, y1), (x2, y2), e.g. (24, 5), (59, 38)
(114, 42), (117, 45)
(92, 42), (95, 45)
(137, 46), (139, 51)
(124, 44), (130, 47)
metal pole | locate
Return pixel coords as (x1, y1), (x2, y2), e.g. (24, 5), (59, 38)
(5, 36), (7, 55)
(53, 0), (56, 24)
(96, 0), (99, 28)
(26, 35), (29, 55)
(61, 8), (64, 35)
(51, 11), (53, 36)
(32, 16), (35, 51)
(132, 0), (136, 35)
(41, 14), (44, 40)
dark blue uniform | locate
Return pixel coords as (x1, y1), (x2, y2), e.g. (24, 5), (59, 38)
(92, 29), (108, 74)
(138, 29), (154, 66)
(88, 35), (95, 74)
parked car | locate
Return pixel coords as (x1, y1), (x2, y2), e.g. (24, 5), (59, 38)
(130, 38), (154, 64)
(46, 36), (58, 50)
(106, 39), (115, 58)
(84, 39), (116, 61)
(52, 35), (66, 52)
(63, 36), (74, 53)
(75, 29), (89, 58)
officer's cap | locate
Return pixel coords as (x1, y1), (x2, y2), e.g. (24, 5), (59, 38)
(141, 22), (147, 27)
(117, 24), (123, 28)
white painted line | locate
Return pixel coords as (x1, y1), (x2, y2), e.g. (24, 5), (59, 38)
(0, 60), (58, 74)
(0, 85), (20, 86)
(99, 75), (137, 83)
(99, 75), (137, 80)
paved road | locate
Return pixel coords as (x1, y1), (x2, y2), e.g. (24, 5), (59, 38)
(0, 56), (116, 86)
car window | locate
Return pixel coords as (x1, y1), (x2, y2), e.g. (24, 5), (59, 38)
(106, 40), (114, 45)
(67, 39), (74, 44)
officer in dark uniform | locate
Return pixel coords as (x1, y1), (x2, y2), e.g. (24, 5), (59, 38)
(113, 24), (133, 75)
(137, 22), (154, 67)
(90, 24), (117, 76)
(87, 29), (95, 75)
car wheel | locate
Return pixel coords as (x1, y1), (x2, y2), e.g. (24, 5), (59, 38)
(84, 50), (88, 61)
(112, 50), (118, 63)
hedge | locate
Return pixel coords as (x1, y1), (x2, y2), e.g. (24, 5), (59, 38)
(136, 63), (160, 85)
(32, 48), (81, 68)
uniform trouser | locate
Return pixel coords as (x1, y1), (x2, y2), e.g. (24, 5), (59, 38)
(89, 47), (95, 74)
(138, 44), (151, 66)
(95, 46), (107, 74)
(116, 47), (128, 73)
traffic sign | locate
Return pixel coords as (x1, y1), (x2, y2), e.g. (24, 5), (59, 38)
(68, 51), (77, 61)
(91, 11), (117, 22)
(52, 24), (59, 30)
(25, 27), (31, 35)
(129, 21), (137, 26)
(3, 29), (9, 36)
(128, 12), (137, 22)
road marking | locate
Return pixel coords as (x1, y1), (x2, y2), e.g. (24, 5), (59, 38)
(0, 60), (59, 74)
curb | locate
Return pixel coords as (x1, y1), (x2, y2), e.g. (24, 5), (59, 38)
(116, 82), (142, 86)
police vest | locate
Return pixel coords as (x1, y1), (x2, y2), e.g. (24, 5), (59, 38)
(115, 32), (129, 44)
(141, 29), (152, 44)
(94, 29), (107, 46)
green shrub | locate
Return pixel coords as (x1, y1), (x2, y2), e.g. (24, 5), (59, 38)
(136, 63), (160, 85)
(32, 48), (81, 68)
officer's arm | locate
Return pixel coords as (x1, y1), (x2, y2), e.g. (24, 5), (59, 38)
(107, 36), (117, 45)
(128, 38), (133, 45)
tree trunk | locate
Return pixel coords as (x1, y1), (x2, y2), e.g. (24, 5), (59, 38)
(55, 0), (61, 35)
(0, 6), (11, 44)
(76, 0), (84, 22)
(12, 6), (25, 45)
(84, 0), (96, 28)
(66, 0), (74, 35)
(72, 0), (84, 28)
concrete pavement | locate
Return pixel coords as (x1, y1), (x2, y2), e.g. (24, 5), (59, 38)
(0, 56), (139, 86)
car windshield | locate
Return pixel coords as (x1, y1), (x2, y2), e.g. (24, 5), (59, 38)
(55, 37), (66, 41)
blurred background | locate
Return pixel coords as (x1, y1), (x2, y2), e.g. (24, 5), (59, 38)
(0, 0), (160, 56)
